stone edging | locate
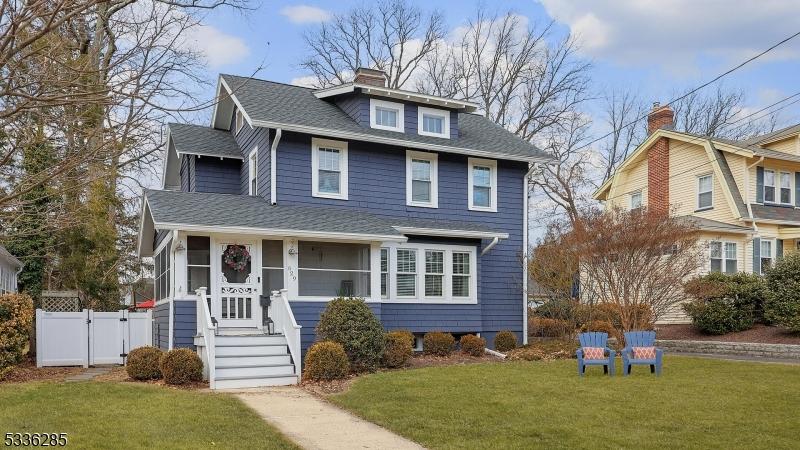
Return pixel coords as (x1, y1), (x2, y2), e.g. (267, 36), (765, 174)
(656, 339), (800, 359)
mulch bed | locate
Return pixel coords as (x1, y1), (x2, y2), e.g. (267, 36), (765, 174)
(0, 358), (84, 383)
(656, 324), (800, 345)
(302, 352), (502, 396)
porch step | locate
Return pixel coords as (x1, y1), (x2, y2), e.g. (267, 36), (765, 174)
(216, 363), (296, 378)
(216, 344), (288, 357)
(215, 374), (299, 390)
(215, 354), (293, 365)
(217, 328), (271, 336)
(215, 335), (287, 346)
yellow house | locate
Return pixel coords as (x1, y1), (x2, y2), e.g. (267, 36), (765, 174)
(594, 104), (800, 323)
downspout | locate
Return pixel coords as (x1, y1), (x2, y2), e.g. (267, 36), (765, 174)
(522, 166), (533, 345)
(270, 128), (282, 205)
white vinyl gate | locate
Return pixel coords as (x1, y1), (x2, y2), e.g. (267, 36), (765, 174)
(36, 309), (152, 367)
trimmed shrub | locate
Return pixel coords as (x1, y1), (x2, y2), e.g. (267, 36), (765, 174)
(0, 293), (34, 379)
(316, 297), (385, 372)
(494, 330), (518, 352)
(423, 332), (454, 356)
(126, 346), (163, 380)
(382, 330), (414, 368)
(529, 317), (572, 338)
(683, 299), (753, 335)
(765, 253), (800, 333)
(686, 272), (769, 322)
(160, 348), (203, 385)
(304, 341), (350, 381)
(459, 334), (486, 357)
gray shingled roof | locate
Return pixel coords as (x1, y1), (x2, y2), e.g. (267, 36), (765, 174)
(146, 190), (402, 238)
(750, 204), (800, 223)
(220, 74), (550, 161)
(168, 123), (242, 159)
(682, 216), (752, 233)
(144, 190), (509, 239)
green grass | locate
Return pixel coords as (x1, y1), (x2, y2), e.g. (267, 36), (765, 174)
(331, 356), (800, 450)
(0, 382), (297, 449)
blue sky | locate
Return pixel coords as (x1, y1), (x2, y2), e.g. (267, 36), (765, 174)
(191, 0), (800, 127)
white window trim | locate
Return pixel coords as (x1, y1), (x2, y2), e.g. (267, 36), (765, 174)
(383, 242), (478, 304)
(779, 171), (792, 205)
(235, 109), (245, 134)
(697, 173), (713, 210)
(380, 247), (389, 299)
(311, 137), (348, 200)
(406, 150), (438, 208)
(370, 98), (404, 133)
(709, 240), (738, 274)
(424, 249), (445, 298)
(630, 190), (642, 210)
(417, 106), (450, 139)
(763, 169), (776, 204)
(760, 238), (774, 275)
(468, 157), (498, 212)
(248, 147), (258, 196)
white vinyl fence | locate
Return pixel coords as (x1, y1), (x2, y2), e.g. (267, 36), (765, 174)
(36, 309), (152, 367)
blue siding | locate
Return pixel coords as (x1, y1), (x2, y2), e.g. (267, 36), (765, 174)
(173, 300), (196, 350)
(195, 157), (240, 194)
(334, 95), (369, 125)
(153, 302), (170, 350)
(232, 114), (272, 201)
(276, 131), (526, 344)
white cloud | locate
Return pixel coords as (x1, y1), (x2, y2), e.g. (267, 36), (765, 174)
(186, 24), (250, 68)
(539, 0), (800, 72)
(281, 5), (331, 24)
(290, 75), (319, 87)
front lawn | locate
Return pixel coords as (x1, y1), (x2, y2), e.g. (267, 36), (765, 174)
(331, 356), (799, 449)
(0, 382), (297, 449)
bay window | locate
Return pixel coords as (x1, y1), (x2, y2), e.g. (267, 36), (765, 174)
(385, 244), (477, 303)
(298, 241), (370, 297)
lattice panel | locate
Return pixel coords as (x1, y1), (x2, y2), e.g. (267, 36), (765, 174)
(40, 291), (81, 312)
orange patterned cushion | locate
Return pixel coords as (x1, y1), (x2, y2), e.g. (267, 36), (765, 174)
(583, 347), (605, 360)
(632, 346), (656, 359)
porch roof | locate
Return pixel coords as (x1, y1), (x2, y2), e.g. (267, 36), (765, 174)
(168, 123), (242, 159)
(138, 190), (510, 256)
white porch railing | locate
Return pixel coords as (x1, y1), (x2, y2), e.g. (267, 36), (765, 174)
(271, 288), (302, 379)
(195, 287), (217, 389)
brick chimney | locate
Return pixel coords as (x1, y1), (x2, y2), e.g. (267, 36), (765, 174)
(353, 67), (387, 87)
(647, 102), (674, 215)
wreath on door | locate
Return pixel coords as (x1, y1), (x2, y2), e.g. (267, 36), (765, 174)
(223, 245), (250, 272)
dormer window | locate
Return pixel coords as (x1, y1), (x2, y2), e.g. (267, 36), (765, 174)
(418, 107), (450, 138)
(370, 99), (404, 132)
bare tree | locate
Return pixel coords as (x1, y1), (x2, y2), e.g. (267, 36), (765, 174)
(575, 207), (702, 328)
(416, 9), (591, 141)
(300, 0), (444, 89)
(598, 90), (647, 182)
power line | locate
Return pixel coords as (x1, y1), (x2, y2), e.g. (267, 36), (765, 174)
(577, 30), (800, 154)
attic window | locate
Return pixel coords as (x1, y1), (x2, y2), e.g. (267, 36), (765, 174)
(418, 107), (450, 138)
(370, 99), (404, 132)
(235, 109), (245, 134)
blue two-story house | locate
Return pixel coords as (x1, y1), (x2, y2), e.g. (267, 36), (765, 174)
(137, 68), (551, 388)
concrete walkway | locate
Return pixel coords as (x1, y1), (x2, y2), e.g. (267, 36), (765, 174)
(65, 367), (111, 382)
(234, 386), (426, 450)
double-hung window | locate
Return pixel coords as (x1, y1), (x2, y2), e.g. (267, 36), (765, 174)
(248, 147), (258, 195)
(780, 172), (792, 204)
(469, 158), (498, 212)
(709, 241), (737, 274)
(760, 240), (773, 273)
(406, 151), (438, 207)
(418, 107), (450, 138)
(697, 174), (713, 210)
(312, 138), (348, 200)
(425, 250), (444, 297)
(370, 99), (404, 132)
(630, 190), (642, 210)
(396, 249), (417, 297)
(764, 170), (776, 203)
(380, 248), (389, 299)
(452, 252), (471, 298)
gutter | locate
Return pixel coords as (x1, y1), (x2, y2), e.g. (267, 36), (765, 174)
(270, 128), (282, 205)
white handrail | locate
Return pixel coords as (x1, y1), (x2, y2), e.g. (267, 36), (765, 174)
(195, 287), (217, 389)
(271, 288), (302, 379)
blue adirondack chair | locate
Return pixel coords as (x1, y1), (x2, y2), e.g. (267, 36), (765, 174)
(622, 331), (663, 376)
(576, 332), (615, 376)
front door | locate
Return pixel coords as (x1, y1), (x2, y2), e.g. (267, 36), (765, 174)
(215, 240), (261, 328)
